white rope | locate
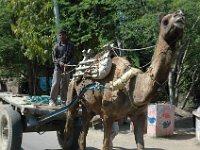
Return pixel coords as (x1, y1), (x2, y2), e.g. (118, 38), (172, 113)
(111, 45), (155, 51)
(110, 46), (152, 69)
(65, 64), (77, 67)
(111, 48), (119, 56)
(138, 61), (151, 69)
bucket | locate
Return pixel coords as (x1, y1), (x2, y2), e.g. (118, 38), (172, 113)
(193, 106), (200, 142)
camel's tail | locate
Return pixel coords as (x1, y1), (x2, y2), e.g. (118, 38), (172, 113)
(110, 67), (142, 90)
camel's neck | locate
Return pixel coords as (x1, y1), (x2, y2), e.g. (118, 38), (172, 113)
(148, 35), (176, 84)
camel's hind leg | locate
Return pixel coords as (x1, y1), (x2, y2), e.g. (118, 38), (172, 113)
(132, 113), (146, 150)
(102, 116), (113, 150)
(78, 105), (94, 150)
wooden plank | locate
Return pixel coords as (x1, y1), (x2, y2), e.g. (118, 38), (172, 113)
(0, 92), (64, 117)
(0, 92), (33, 107)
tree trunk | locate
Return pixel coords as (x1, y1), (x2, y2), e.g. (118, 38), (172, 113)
(182, 67), (199, 109)
(28, 61), (34, 95)
(33, 57), (38, 96)
(168, 71), (175, 105)
(168, 41), (189, 106)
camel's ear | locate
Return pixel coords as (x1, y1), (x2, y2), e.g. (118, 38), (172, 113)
(158, 13), (165, 24)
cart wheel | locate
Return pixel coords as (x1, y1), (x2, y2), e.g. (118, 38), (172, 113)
(57, 117), (82, 150)
(0, 106), (23, 150)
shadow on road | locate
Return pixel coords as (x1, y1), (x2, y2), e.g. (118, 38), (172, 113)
(21, 147), (63, 150)
(118, 123), (131, 134)
(44, 148), (99, 150)
(145, 148), (164, 150)
(22, 148), (62, 150)
(168, 116), (195, 140)
(113, 147), (164, 150)
(21, 146), (63, 150)
(175, 117), (194, 129)
(21, 147), (166, 150)
(86, 147), (99, 150)
(44, 149), (62, 150)
(165, 131), (195, 140)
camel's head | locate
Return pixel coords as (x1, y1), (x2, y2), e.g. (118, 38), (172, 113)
(159, 10), (185, 44)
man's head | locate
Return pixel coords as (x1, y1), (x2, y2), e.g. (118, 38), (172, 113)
(59, 30), (67, 43)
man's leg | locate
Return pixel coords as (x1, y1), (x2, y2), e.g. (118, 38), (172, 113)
(60, 71), (70, 104)
(50, 68), (62, 105)
(110, 121), (119, 147)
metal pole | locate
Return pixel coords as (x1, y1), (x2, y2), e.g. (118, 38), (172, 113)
(53, 0), (60, 42)
(116, 6), (125, 56)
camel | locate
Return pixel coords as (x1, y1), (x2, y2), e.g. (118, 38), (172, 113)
(63, 10), (185, 150)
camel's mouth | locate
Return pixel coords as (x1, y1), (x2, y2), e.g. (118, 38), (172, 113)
(173, 10), (185, 29)
(174, 17), (185, 29)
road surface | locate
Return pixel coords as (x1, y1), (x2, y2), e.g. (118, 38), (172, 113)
(21, 123), (199, 150)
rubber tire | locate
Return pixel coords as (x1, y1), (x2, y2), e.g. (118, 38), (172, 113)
(57, 117), (82, 150)
(0, 106), (23, 150)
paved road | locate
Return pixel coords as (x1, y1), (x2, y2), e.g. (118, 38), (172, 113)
(21, 131), (61, 150)
(21, 124), (199, 150)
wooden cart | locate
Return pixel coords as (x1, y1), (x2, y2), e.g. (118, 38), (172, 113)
(0, 92), (81, 150)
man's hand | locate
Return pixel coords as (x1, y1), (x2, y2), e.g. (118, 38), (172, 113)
(64, 64), (68, 67)
(59, 62), (64, 68)
(62, 64), (68, 75)
(63, 64), (68, 72)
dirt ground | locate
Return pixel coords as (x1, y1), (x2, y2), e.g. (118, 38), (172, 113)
(86, 115), (200, 150)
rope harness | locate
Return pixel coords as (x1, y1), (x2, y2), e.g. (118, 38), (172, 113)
(110, 45), (154, 69)
(62, 44), (155, 75)
(111, 45), (155, 52)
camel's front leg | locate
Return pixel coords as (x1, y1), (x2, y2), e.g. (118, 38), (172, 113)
(102, 115), (113, 150)
(78, 106), (94, 150)
(133, 113), (146, 150)
(63, 103), (79, 150)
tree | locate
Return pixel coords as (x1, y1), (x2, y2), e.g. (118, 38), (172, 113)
(9, 0), (55, 63)
(0, 0), (26, 78)
(168, 0), (200, 108)
(1, 0), (199, 108)
(58, 0), (117, 50)
(7, 0), (55, 95)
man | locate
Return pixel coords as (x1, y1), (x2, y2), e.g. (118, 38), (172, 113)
(49, 30), (76, 106)
(110, 121), (119, 148)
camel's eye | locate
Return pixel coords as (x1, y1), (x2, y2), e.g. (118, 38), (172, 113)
(163, 19), (169, 26)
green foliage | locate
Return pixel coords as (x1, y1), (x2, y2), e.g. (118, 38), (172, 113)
(8, 0), (55, 64)
(59, 0), (117, 51)
(0, 0), (199, 97)
(170, 0), (200, 91)
(2, 0), (199, 68)
(0, 1), (26, 77)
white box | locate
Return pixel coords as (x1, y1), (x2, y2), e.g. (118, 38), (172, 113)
(147, 104), (175, 136)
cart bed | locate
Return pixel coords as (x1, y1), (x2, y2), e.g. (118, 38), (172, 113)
(0, 92), (63, 117)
